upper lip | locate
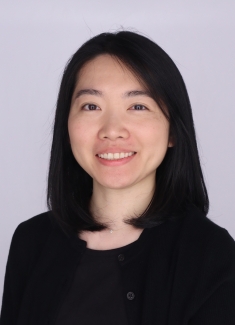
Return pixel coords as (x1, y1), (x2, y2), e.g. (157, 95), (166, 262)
(96, 149), (136, 155)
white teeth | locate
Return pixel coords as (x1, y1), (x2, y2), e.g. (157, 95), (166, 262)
(98, 152), (135, 160)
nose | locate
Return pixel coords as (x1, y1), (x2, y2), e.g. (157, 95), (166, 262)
(98, 113), (129, 141)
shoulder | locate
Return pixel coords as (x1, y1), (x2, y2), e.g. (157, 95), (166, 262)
(12, 211), (53, 245)
(14, 211), (53, 231)
(178, 205), (235, 275)
(1, 212), (57, 323)
(9, 212), (55, 267)
(182, 205), (235, 249)
(181, 208), (235, 318)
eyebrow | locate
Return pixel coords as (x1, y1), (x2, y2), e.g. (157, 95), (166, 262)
(74, 89), (102, 98)
(124, 90), (152, 98)
(74, 88), (153, 99)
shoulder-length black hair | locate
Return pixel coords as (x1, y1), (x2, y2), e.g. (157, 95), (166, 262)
(47, 30), (209, 233)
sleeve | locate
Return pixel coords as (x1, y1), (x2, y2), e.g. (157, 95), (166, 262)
(189, 228), (235, 325)
(0, 223), (33, 325)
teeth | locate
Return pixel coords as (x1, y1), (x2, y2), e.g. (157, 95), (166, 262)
(98, 152), (135, 160)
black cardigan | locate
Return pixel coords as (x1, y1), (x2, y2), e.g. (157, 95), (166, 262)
(1, 206), (235, 325)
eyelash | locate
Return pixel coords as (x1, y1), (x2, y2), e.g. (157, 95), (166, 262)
(130, 104), (148, 111)
(82, 104), (100, 111)
(82, 104), (148, 111)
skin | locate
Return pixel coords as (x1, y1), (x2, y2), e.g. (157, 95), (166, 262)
(68, 54), (173, 249)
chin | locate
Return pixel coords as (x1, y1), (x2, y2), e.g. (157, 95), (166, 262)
(96, 178), (135, 190)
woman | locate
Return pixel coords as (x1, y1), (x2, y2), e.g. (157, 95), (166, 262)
(1, 31), (235, 325)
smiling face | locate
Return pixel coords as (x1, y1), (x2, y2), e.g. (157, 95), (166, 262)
(68, 54), (172, 192)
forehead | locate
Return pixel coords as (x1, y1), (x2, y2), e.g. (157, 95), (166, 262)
(72, 54), (169, 118)
(75, 54), (144, 89)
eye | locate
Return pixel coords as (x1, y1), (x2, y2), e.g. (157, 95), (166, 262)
(130, 104), (148, 111)
(82, 104), (100, 111)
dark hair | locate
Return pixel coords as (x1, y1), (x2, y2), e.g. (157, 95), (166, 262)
(47, 30), (209, 233)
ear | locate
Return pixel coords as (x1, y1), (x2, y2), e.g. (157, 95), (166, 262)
(168, 135), (175, 147)
(168, 125), (175, 147)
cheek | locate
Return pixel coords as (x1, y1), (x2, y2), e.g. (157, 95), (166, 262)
(68, 123), (87, 165)
(68, 119), (98, 177)
(145, 121), (170, 145)
(144, 122), (170, 162)
(68, 119), (89, 148)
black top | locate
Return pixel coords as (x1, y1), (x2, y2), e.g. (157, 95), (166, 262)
(1, 205), (235, 325)
(55, 231), (147, 325)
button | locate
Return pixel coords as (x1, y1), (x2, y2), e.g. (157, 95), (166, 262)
(118, 254), (125, 262)
(127, 292), (135, 300)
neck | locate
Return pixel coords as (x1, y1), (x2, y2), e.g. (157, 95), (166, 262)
(89, 178), (155, 231)
(79, 178), (155, 250)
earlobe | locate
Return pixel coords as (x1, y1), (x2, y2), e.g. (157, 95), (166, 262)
(168, 136), (175, 147)
(168, 126), (175, 147)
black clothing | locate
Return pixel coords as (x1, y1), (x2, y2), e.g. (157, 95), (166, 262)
(1, 206), (235, 325)
(55, 239), (145, 325)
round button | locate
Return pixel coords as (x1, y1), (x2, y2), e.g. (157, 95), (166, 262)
(118, 254), (125, 262)
(127, 292), (135, 300)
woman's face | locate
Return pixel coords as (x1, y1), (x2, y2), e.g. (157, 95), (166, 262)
(68, 54), (172, 191)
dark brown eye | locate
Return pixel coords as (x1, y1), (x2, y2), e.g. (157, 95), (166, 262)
(83, 104), (99, 110)
(132, 105), (147, 110)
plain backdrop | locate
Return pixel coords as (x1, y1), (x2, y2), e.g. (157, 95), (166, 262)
(0, 0), (235, 306)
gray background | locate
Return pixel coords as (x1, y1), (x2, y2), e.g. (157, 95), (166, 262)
(0, 0), (235, 305)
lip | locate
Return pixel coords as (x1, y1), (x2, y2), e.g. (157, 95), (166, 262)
(96, 148), (136, 155)
(96, 152), (137, 166)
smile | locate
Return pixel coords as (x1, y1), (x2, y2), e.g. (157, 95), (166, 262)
(97, 152), (136, 160)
